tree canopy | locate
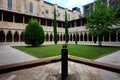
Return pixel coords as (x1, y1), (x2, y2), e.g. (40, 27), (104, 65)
(24, 19), (45, 47)
(85, 0), (120, 46)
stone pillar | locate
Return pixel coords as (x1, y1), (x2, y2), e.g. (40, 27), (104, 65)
(109, 34), (111, 42)
(103, 36), (105, 42)
(1, 11), (3, 21)
(87, 33), (89, 42)
(46, 19), (47, 27)
(83, 33), (84, 42)
(13, 14), (15, 23)
(23, 15), (25, 24)
(116, 33), (118, 42)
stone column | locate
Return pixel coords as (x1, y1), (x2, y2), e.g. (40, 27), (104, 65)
(109, 34), (111, 42)
(23, 15), (25, 24)
(1, 11), (3, 22)
(116, 33), (118, 42)
(87, 33), (89, 42)
(13, 14), (15, 23)
(46, 19), (47, 27)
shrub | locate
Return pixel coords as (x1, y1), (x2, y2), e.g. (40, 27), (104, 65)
(24, 19), (45, 47)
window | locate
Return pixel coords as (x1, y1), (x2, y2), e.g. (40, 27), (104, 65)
(30, 2), (33, 12)
(8, 0), (12, 9)
(46, 10), (49, 14)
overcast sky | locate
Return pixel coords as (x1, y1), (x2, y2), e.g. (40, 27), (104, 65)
(44, 0), (94, 10)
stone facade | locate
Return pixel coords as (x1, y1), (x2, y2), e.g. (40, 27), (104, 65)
(0, 0), (120, 44)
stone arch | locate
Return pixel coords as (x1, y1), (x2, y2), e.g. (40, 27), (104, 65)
(70, 34), (72, 41)
(58, 34), (59, 41)
(111, 33), (116, 42)
(88, 33), (92, 41)
(50, 33), (53, 41)
(63, 34), (65, 41)
(20, 32), (24, 42)
(104, 33), (109, 42)
(0, 30), (5, 42)
(46, 33), (49, 41)
(60, 34), (62, 41)
(80, 33), (83, 41)
(7, 31), (12, 42)
(84, 33), (87, 41)
(14, 31), (19, 42)
(73, 33), (75, 41)
(118, 33), (120, 42)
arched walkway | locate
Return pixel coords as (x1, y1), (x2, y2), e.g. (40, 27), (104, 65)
(50, 33), (53, 41)
(14, 31), (19, 42)
(73, 34), (75, 41)
(58, 34), (59, 41)
(63, 34), (65, 41)
(111, 33), (116, 42)
(118, 33), (120, 42)
(0, 30), (5, 42)
(88, 33), (92, 41)
(20, 32), (24, 42)
(70, 34), (72, 41)
(80, 33), (83, 41)
(60, 34), (62, 41)
(7, 31), (12, 42)
(104, 33), (109, 42)
(46, 33), (49, 41)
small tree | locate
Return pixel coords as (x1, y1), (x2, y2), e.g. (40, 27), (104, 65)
(65, 10), (69, 43)
(53, 7), (58, 44)
(24, 19), (45, 47)
(85, 0), (120, 46)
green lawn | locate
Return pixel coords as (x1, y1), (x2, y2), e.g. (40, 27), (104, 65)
(12, 44), (120, 59)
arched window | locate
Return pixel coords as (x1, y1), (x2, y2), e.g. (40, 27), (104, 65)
(8, 0), (12, 9)
(30, 2), (33, 12)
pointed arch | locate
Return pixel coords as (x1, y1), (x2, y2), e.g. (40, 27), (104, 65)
(46, 33), (49, 41)
(88, 33), (92, 41)
(111, 33), (116, 42)
(7, 31), (12, 42)
(70, 34), (72, 41)
(73, 33), (75, 41)
(60, 34), (62, 41)
(63, 34), (65, 41)
(104, 33), (109, 41)
(80, 33), (83, 41)
(20, 32), (24, 42)
(50, 33), (53, 41)
(14, 31), (19, 42)
(58, 34), (59, 41)
(118, 33), (120, 42)
(0, 30), (5, 42)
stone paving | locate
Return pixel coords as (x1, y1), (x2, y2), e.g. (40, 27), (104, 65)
(0, 61), (120, 80)
(0, 46), (39, 66)
(95, 50), (120, 66)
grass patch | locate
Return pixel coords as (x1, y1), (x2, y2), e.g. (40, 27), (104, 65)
(12, 44), (120, 59)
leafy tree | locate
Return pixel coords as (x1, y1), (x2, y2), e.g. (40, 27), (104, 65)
(65, 10), (69, 43)
(85, 0), (120, 46)
(24, 19), (45, 47)
(53, 7), (58, 44)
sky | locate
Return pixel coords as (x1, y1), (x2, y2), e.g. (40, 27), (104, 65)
(44, 0), (94, 10)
